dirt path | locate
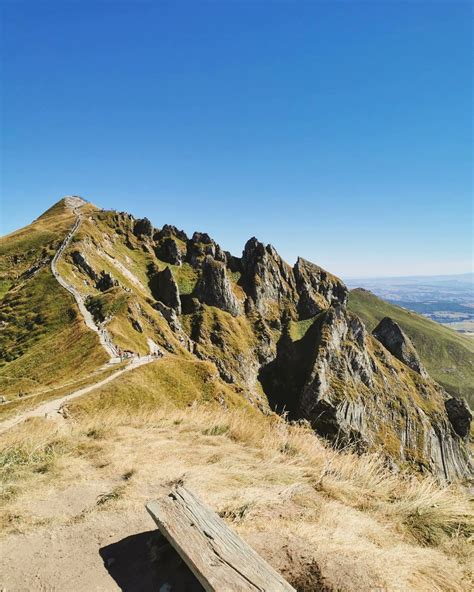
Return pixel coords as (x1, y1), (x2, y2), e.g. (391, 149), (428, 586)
(0, 197), (160, 435)
(51, 199), (120, 360)
(0, 355), (155, 435)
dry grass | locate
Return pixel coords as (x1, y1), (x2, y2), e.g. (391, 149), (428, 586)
(1, 400), (472, 591)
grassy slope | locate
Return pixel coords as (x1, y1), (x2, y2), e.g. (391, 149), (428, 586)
(348, 289), (474, 406)
(70, 356), (248, 415)
(1, 388), (472, 591)
(0, 200), (108, 400)
(57, 211), (185, 356)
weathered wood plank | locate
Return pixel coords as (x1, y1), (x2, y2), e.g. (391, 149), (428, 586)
(146, 486), (295, 592)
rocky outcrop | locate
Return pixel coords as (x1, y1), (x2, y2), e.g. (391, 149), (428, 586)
(445, 397), (472, 438)
(71, 251), (97, 281)
(373, 317), (428, 377)
(194, 256), (241, 317)
(186, 232), (226, 266)
(133, 217), (154, 238)
(293, 306), (472, 481)
(294, 257), (347, 318)
(241, 238), (296, 315)
(149, 266), (181, 314)
(154, 224), (188, 243)
(154, 237), (184, 265)
(95, 271), (118, 292)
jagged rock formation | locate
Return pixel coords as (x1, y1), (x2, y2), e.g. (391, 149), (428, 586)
(373, 317), (428, 377)
(95, 271), (118, 292)
(149, 266), (181, 314)
(28, 199), (471, 482)
(241, 238), (296, 315)
(194, 256), (241, 317)
(154, 237), (184, 265)
(187, 232), (226, 266)
(133, 217), (154, 238)
(72, 251), (97, 281)
(445, 397), (472, 439)
(294, 257), (347, 318)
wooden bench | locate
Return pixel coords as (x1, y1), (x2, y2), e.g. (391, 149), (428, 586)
(146, 485), (295, 592)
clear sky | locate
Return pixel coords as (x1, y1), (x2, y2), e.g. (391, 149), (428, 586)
(1, 0), (472, 277)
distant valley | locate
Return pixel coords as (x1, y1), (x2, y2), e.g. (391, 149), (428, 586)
(346, 273), (474, 337)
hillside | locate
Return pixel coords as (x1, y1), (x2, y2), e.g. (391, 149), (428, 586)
(0, 198), (108, 400)
(0, 197), (473, 591)
(348, 288), (474, 407)
(0, 197), (472, 481)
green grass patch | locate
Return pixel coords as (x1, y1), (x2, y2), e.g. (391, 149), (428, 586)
(0, 267), (108, 398)
(289, 315), (318, 341)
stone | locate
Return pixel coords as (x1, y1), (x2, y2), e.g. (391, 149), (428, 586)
(133, 217), (154, 238)
(186, 232), (226, 266)
(445, 397), (472, 439)
(241, 238), (296, 314)
(155, 237), (184, 265)
(153, 224), (188, 243)
(372, 317), (428, 377)
(293, 257), (347, 318)
(71, 251), (97, 281)
(194, 256), (241, 316)
(95, 271), (118, 292)
(149, 267), (181, 314)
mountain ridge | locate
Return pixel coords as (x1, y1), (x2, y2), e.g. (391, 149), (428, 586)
(0, 197), (472, 482)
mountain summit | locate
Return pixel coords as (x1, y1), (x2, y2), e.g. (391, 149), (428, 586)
(0, 197), (472, 481)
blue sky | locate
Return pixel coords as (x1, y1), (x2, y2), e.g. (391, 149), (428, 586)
(1, 0), (472, 277)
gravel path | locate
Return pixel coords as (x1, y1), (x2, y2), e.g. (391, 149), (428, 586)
(0, 355), (155, 435)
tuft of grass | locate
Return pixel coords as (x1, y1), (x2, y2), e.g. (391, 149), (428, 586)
(96, 485), (126, 506)
(202, 424), (230, 436)
(289, 316), (319, 341)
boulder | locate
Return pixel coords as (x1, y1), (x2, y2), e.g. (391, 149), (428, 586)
(372, 317), (428, 377)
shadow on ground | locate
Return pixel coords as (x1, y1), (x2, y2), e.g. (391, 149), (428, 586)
(100, 529), (204, 591)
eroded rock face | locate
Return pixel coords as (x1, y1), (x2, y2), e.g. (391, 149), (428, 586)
(294, 307), (472, 481)
(154, 224), (188, 243)
(241, 238), (296, 314)
(71, 251), (97, 281)
(133, 217), (154, 238)
(445, 397), (472, 439)
(154, 237), (184, 266)
(294, 257), (348, 318)
(372, 317), (428, 377)
(149, 267), (181, 314)
(186, 232), (226, 266)
(194, 256), (241, 317)
(95, 271), (118, 292)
